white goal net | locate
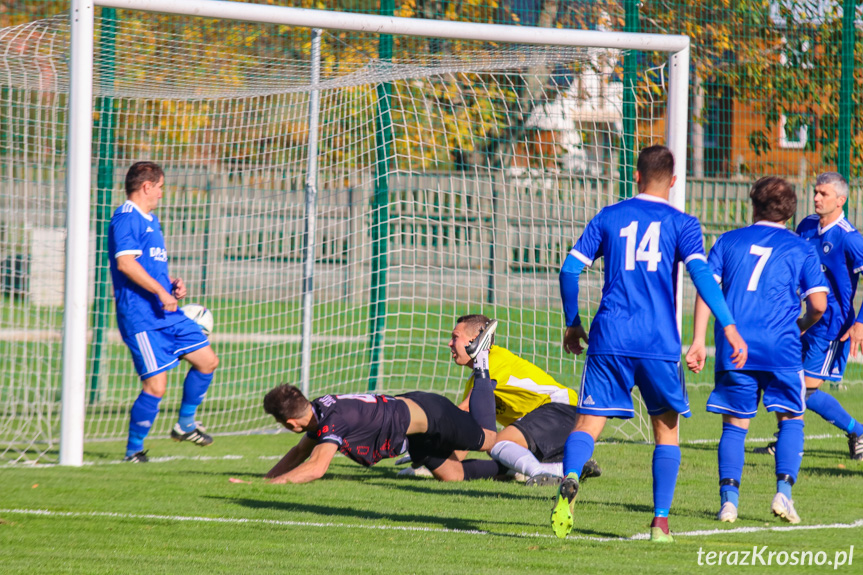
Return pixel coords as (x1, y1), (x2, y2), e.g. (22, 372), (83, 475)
(0, 7), (686, 463)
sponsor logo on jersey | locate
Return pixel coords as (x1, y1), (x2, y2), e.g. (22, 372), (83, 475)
(149, 246), (168, 262)
(583, 395), (595, 406)
(145, 226), (154, 233)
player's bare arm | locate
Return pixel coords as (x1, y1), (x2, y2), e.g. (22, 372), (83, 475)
(686, 295), (710, 374)
(723, 325), (747, 369)
(116, 254), (178, 311)
(268, 442), (338, 484)
(798, 290), (827, 336)
(265, 434), (317, 479)
(563, 324), (588, 355)
(841, 321), (863, 357)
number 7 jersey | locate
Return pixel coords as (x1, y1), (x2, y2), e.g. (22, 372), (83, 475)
(707, 221), (828, 371)
(570, 194), (706, 360)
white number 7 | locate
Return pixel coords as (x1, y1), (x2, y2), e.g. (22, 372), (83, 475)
(747, 245), (773, 291)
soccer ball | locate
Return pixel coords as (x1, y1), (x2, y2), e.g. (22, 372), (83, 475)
(181, 303), (214, 336)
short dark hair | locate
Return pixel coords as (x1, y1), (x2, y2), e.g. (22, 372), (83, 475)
(636, 145), (675, 189)
(750, 176), (796, 223)
(455, 314), (494, 345)
(263, 384), (310, 423)
(125, 161), (164, 196)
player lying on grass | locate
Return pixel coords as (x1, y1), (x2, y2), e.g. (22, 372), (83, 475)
(552, 145), (747, 543)
(109, 162), (220, 463)
(752, 172), (863, 461)
(687, 176), (828, 525)
(452, 314), (601, 486)
(263, 323), (501, 484)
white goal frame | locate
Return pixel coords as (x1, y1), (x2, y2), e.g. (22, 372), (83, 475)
(61, 0), (690, 465)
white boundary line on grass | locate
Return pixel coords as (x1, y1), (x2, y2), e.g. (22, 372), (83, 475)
(1, 509), (861, 542)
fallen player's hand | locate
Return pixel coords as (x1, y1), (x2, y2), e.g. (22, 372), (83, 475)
(563, 325), (588, 355)
(840, 322), (863, 357)
(685, 342), (707, 374)
(723, 325), (747, 369)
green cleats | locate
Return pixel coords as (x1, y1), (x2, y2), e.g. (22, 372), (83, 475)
(649, 527), (674, 543)
(550, 473), (579, 539)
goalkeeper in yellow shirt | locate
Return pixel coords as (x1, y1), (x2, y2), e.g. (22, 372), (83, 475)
(454, 314), (601, 486)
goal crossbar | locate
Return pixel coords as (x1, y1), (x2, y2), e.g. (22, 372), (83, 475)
(60, 0), (691, 465)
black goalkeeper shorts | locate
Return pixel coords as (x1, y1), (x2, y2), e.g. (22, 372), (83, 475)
(399, 391), (486, 470)
(510, 402), (579, 463)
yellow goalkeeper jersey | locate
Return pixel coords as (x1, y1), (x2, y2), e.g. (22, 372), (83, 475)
(461, 345), (578, 427)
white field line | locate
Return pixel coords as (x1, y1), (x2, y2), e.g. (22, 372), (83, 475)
(0, 508), (860, 542)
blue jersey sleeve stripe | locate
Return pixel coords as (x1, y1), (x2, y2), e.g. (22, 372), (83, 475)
(568, 248), (593, 267)
(115, 249), (142, 257)
(801, 286), (829, 299)
(854, 265), (863, 274)
(684, 253), (707, 264)
(712, 274), (722, 284)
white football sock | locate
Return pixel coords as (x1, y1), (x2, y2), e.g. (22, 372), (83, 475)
(491, 440), (545, 477)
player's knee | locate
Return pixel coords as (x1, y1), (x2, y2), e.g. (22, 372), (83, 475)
(141, 380), (167, 398)
(196, 352), (219, 374)
(480, 429), (497, 451)
(431, 466), (463, 482)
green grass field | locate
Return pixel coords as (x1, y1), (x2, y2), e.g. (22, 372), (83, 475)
(2, 387), (862, 574)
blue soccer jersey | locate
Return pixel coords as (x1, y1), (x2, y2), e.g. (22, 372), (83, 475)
(796, 214), (863, 340)
(569, 194), (706, 361)
(708, 221), (829, 372)
(108, 200), (185, 336)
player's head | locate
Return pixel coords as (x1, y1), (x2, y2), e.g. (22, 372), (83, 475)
(635, 145), (675, 193)
(750, 176), (796, 224)
(813, 171), (848, 218)
(125, 161), (165, 207)
(263, 384), (312, 432)
(450, 314), (494, 367)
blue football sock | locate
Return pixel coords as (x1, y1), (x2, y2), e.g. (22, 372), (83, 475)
(562, 431), (594, 478)
(776, 479), (793, 498)
(775, 418), (805, 490)
(718, 422), (747, 505)
(469, 376), (497, 432)
(652, 444), (681, 518)
(806, 390), (863, 436)
(126, 392), (161, 456)
(178, 369), (213, 432)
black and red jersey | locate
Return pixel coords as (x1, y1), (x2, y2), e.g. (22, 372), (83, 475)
(308, 393), (411, 467)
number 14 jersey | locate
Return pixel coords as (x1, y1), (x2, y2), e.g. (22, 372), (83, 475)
(570, 194), (706, 361)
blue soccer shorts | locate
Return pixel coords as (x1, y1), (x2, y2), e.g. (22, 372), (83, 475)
(801, 333), (848, 382)
(707, 370), (805, 418)
(122, 317), (210, 380)
(577, 354), (690, 419)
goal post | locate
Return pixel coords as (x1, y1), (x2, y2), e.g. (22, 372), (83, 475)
(46, 0), (690, 465)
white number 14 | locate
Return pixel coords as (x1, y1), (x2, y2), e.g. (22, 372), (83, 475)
(620, 221), (662, 271)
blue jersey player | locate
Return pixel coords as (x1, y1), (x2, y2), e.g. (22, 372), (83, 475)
(687, 176), (828, 525)
(753, 172), (863, 461)
(551, 145), (747, 542)
(109, 162), (220, 462)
